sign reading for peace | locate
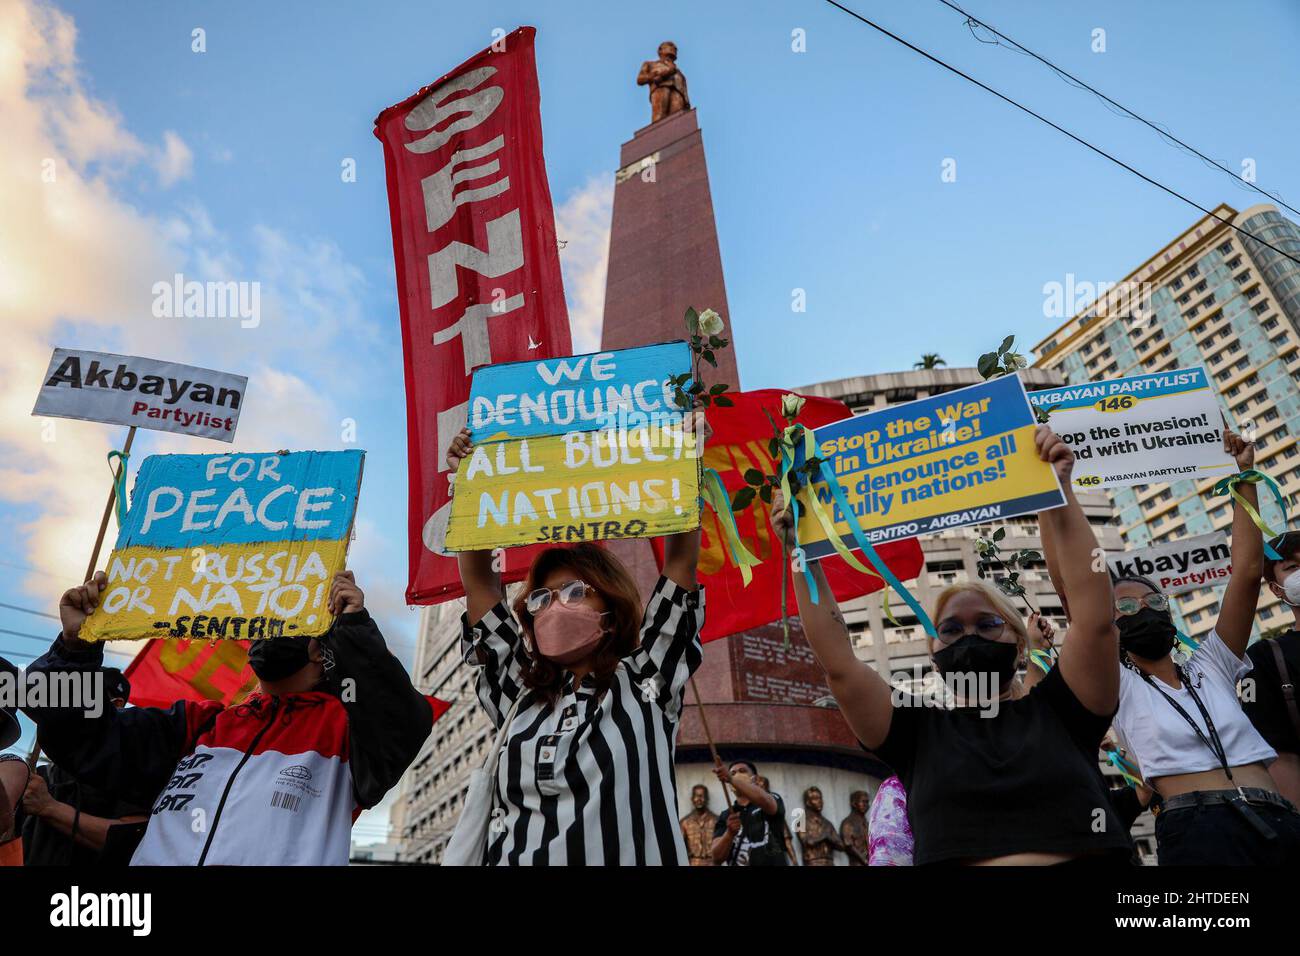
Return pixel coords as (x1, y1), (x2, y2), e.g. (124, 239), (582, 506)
(795, 374), (1065, 558)
(1027, 367), (1235, 488)
(445, 342), (702, 551)
(82, 450), (364, 642)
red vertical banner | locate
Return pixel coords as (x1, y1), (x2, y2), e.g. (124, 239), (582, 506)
(375, 26), (573, 603)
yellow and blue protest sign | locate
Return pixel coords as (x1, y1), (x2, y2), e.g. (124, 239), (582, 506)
(1027, 367), (1235, 488)
(794, 375), (1064, 560)
(82, 450), (364, 642)
(445, 342), (702, 551)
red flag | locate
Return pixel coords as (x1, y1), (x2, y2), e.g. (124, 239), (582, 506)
(374, 26), (573, 605)
(125, 640), (453, 723)
(124, 639), (258, 709)
(655, 389), (925, 642)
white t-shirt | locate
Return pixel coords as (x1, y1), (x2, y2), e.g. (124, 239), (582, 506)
(1113, 631), (1276, 781)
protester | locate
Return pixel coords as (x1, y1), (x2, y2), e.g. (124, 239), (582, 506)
(774, 426), (1133, 864)
(1, 656), (27, 866)
(1051, 431), (1300, 864)
(1243, 530), (1300, 806)
(446, 414), (707, 865)
(756, 773), (797, 863)
(21, 668), (151, 866)
(868, 776), (913, 866)
(24, 570), (432, 865)
(710, 759), (790, 865)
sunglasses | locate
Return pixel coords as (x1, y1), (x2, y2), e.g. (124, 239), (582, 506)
(525, 579), (594, 615)
(934, 616), (1010, 645)
(1114, 593), (1169, 616)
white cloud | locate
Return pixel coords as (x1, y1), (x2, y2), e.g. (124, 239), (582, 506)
(554, 174), (613, 353)
(155, 130), (193, 188)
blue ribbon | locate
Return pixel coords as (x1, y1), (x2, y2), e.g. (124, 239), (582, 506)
(816, 460), (937, 639)
(779, 448), (820, 605)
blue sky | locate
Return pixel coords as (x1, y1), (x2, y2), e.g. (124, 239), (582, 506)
(3, 0), (1299, 838)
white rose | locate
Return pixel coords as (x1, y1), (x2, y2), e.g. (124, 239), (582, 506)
(780, 393), (806, 419)
(698, 308), (724, 337)
(1006, 352), (1028, 370)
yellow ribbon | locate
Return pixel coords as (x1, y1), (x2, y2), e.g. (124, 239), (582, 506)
(700, 467), (761, 586)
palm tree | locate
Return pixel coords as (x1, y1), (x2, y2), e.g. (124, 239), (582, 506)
(914, 354), (946, 370)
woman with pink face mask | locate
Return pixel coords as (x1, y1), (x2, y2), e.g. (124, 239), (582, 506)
(445, 417), (709, 865)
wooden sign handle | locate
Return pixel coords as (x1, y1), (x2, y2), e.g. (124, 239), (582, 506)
(84, 426), (136, 584)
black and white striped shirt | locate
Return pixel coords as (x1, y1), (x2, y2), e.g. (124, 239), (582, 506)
(460, 576), (704, 865)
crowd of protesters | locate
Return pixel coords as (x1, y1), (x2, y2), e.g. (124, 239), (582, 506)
(2, 421), (1300, 866)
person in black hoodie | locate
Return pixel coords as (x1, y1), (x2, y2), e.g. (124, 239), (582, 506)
(24, 569), (432, 865)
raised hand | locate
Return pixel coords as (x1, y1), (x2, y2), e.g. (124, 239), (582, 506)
(1034, 425), (1075, 484)
(59, 571), (108, 646)
(328, 570), (365, 615)
(1224, 429), (1255, 471)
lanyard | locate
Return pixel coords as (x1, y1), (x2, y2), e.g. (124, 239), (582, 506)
(1141, 664), (1236, 786)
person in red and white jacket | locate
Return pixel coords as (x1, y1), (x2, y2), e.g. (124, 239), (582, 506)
(25, 570), (432, 865)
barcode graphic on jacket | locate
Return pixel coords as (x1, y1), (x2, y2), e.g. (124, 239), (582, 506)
(271, 790), (301, 812)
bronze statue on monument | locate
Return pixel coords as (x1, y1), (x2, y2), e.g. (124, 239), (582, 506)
(680, 784), (718, 866)
(840, 789), (872, 866)
(799, 786), (849, 866)
(637, 41), (690, 123)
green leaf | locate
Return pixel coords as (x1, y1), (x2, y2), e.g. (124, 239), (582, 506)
(731, 486), (756, 511)
(713, 395), (733, 407)
(703, 350), (717, 368)
(1019, 550), (1041, 563)
(700, 394), (712, 407)
(708, 335), (722, 348)
(977, 352), (998, 379)
(993, 527), (1006, 541)
(744, 468), (765, 486)
(673, 392), (690, 409)
(685, 307), (700, 335)
(759, 484), (773, 503)
(999, 334), (1015, 355)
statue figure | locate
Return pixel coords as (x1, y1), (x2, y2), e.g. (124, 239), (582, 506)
(798, 786), (847, 866)
(840, 789), (872, 866)
(680, 783), (718, 866)
(637, 41), (690, 124)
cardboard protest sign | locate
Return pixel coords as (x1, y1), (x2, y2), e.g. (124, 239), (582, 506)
(1107, 531), (1232, 595)
(81, 450), (364, 642)
(33, 348), (247, 442)
(1027, 367), (1235, 489)
(795, 375), (1065, 559)
(445, 342), (701, 551)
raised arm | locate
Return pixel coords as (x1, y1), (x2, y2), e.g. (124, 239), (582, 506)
(446, 428), (507, 625)
(661, 408), (711, 591)
(1215, 430), (1263, 657)
(1035, 427), (1119, 716)
(770, 491), (896, 749)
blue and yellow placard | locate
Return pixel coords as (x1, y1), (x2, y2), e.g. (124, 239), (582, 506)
(446, 342), (702, 551)
(795, 375), (1065, 560)
(82, 450), (364, 642)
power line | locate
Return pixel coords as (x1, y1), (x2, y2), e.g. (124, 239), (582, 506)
(0, 602), (59, 621)
(937, 0), (1300, 220)
(0, 628), (53, 644)
(820, 0), (1300, 270)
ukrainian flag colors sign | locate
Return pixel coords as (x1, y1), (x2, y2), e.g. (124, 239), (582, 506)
(795, 375), (1065, 560)
(445, 341), (702, 551)
(82, 450), (364, 642)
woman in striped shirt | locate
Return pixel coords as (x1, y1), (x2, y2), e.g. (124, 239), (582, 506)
(446, 421), (707, 865)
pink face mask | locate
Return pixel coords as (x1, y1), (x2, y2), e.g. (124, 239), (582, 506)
(532, 600), (607, 665)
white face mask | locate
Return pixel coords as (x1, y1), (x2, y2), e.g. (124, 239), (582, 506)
(1277, 569), (1300, 606)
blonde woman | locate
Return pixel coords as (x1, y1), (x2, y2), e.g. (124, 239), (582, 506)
(772, 426), (1131, 865)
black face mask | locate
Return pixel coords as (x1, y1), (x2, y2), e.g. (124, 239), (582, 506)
(932, 635), (1020, 684)
(247, 636), (313, 682)
(1117, 608), (1177, 660)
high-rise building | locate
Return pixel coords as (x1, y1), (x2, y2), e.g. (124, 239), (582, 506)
(1033, 203), (1300, 644)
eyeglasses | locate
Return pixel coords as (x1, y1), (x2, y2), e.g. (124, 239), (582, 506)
(1114, 593), (1169, 616)
(935, 616), (1009, 645)
(525, 580), (593, 615)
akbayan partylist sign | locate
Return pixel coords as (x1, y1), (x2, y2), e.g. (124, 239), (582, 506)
(82, 450), (364, 642)
(795, 375), (1065, 560)
(1027, 367), (1235, 488)
(445, 342), (701, 551)
(33, 348), (247, 442)
(1107, 531), (1232, 596)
